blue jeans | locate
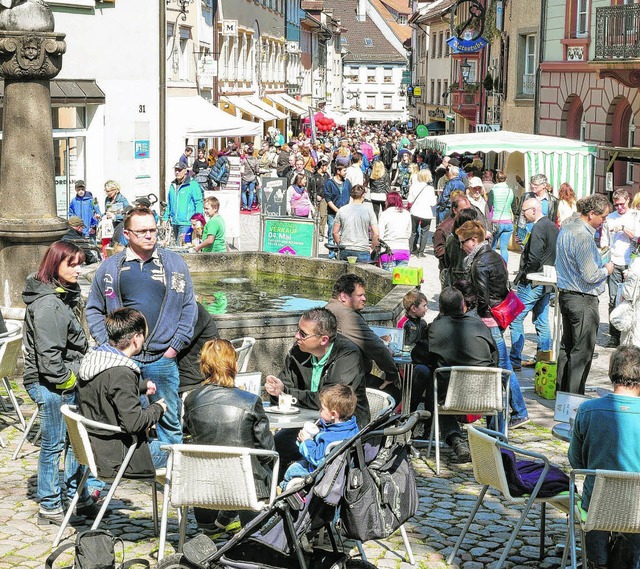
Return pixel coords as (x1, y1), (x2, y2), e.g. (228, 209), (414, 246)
(586, 529), (640, 567)
(327, 214), (336, 258)
(509, 283), (551, 367)
(489, 326), (528, 422)
(140, 357), (182, 445)
(25, 383), (89, 512)
(339, 249), (371, 263)
(382, 259), (409, 271)
(491, 223), (513, 263)
(242, 180), (256, 209)
(171, 224), (190, 245)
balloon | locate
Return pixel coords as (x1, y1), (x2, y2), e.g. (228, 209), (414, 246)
(416, 124), (429, 138)
(275, 134), (285, 146)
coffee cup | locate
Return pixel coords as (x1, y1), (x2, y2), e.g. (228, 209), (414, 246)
(279, 393), (298, 411)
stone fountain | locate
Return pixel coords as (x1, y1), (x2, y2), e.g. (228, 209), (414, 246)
(0, 0), (66, 308)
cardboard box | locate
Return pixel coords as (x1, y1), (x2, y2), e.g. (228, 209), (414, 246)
(392, 266), (423, 286)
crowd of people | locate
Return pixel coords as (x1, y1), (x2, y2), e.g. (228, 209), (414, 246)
(13, 121), (640, 568)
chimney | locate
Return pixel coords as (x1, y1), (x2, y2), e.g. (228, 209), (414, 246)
(356, 0), (366, 21)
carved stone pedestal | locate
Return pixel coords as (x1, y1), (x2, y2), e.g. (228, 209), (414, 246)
(0, 30), (66, 307)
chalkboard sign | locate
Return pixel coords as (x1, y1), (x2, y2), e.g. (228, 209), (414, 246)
(260, 177), (288, 217)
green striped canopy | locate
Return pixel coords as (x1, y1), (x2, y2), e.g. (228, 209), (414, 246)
(417, 131), (597, 198)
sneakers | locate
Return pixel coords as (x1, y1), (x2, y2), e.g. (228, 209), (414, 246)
(509, 416), (531, 430)
(449, 436), (472, 463)
(38, 509), (81, 526)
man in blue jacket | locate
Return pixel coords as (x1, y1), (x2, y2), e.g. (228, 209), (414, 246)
(164, 162), (204, 245)
(68, 180), (101, 239)
(86, 206), (197, 445)
(323, 165), (352, 258)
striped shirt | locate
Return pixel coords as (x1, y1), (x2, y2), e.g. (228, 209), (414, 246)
(556, 217), (608, 296)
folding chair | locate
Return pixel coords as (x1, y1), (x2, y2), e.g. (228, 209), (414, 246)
(0, 334), (26, 447)
(231, 337), (256, 373)
(561, 469), (640, 569)
(158, 444), (280, 561)
(365, 387), (395, 420)
(427, 366), (510, 475)
(448, 426), (571, 568)
(53, 405), (163, 547)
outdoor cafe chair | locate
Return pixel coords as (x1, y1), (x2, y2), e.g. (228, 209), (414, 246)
(427, 366), (510, 475)
(448, 426), (571, 568)
(365, 387), (396, 420)
(158, 444), (280, 561)
(561, 469), (640, 569)
(54, 405), (163, 547)
(231, 336), (256, 373)
(0, 333), (26, 447)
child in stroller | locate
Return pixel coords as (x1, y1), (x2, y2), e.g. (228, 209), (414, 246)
(157, 409), (428, 569)
(281, 385), (359, 490)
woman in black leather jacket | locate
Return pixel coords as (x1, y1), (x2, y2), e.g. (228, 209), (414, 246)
(183, 339), (275, 531)
(369, 160), (391, 218)
(456, 221), (530, 429)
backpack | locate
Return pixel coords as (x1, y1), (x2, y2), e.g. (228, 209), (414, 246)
(45, 529), (150, 569)
(290, 189), (311, 217)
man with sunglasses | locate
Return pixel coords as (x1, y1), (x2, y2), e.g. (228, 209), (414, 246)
(87, 206), (197, 445)
(600, 188), (640, 347)
(265, 307), (370, 470)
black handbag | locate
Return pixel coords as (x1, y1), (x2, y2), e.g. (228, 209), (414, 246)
(341, 439), (418, 541)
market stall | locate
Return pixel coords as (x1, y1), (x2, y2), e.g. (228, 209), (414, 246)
(417, 131), (597, 198)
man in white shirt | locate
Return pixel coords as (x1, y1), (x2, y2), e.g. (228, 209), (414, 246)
(345, 152), (365, 188)
(332, 184), (378, 263)
(601, 188), (640, 346)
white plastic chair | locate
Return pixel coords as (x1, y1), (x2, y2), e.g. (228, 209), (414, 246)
(427, 366), (510, 475)
(54, 405), (163, 547)
(0, 334), (26, 446)
(365, 387), (395, 420)
(158, 444), (280, 561)
(447, 426), (571, 568)
(561, 469), (640, 569)
(231, 337), (256, 373)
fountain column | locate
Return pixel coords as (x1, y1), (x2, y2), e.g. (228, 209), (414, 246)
(0, 28), (66, 307)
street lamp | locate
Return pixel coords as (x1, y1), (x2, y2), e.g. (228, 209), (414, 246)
(460, 58), (471, 84)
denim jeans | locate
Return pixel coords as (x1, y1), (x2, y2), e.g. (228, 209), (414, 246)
(491, 223), (514, 263)
(25, 383), (89, 512)
(509, 283), (551, 367)
(607, 263), (627, 340)
(586, 529), (640, 567)
(242, 180), (256, 209)
(410, 216), (431, 253)
(140, 357), (183, 445)
(171, 224), (190, 246)
(339, 249), (371, 263)
(327, 214), (336, 258)
(489, 326), (528, 422)
(382, 259), (409, 271)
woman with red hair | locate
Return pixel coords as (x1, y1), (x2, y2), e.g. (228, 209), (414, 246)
(378, 191), (412, 270)
(22, 241), (96, 525)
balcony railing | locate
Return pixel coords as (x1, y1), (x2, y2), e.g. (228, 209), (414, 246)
(595, 4), (640, 60)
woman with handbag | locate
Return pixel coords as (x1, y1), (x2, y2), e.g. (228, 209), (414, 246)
(456, 220), (530, 429)
(407, 169), (436, 257)
(487, 171), (514, 263)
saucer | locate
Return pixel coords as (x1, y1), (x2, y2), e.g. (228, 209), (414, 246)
(264, 406), (300, 415)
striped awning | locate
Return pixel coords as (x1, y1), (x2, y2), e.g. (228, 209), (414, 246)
(417, 131), (597, 198)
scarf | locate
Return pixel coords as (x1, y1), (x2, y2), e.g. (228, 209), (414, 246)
(462, 242), (486, 275)
(293, 184), (305, 195)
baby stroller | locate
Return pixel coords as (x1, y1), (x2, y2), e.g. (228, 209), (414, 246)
(157, 409), (427, 569)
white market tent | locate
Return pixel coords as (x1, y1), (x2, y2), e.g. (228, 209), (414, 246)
(165, 96), (261, 184)
(417, 130), (598, 198)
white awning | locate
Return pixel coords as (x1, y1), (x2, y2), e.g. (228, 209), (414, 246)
(266, 93), (308, 116)
(222, 95), (279, 122)
(166, 95), (261, 138)
(417, 131), (597, 198)
(248, 96), (288, 120)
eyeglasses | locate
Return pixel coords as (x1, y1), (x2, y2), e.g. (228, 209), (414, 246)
(127, 228), (157, 237)
(522, 206), (535, 213)
(296, 328), (321, 340)
(459, 237), (474, 248)
(614, 202), (627, 208)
